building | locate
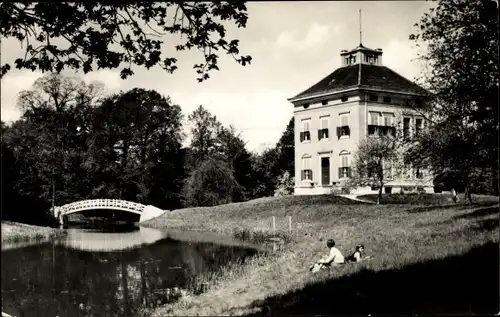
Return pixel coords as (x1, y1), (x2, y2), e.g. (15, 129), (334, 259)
(288, 43), (434, 195)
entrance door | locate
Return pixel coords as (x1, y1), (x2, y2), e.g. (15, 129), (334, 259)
(321, 157), (330, 186)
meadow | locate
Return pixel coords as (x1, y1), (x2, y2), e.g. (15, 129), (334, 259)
(142, 193), (499, 316)
(1, 221), (67, 244)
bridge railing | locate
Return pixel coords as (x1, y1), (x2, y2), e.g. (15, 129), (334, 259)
(60, 199), (146, 214)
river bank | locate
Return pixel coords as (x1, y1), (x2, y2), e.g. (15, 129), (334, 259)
(1, 221), (67, 245)
(142, 193), (499, 316)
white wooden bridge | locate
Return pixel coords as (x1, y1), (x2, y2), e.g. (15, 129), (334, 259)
(53, 199), (166, 225)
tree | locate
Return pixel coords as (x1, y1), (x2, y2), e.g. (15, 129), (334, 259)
(182, 158), (244, 207)
(349, 135), (405, 205)
(276, 117), (294, 177)
(409, 0), (499, 202)
(216, 125), (253, 198)
(12, 74), (102, 207)
(187, 105), (222, 166)
(86, 88), (185, 208)
(249, 147), (282, 198)
(0, 2), (252, 81)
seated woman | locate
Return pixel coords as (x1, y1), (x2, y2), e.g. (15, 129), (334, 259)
(309, 239), (345, 273)
(346, 244), (371, 263)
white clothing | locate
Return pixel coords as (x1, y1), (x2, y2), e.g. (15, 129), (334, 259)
(327, 247), (345, 264)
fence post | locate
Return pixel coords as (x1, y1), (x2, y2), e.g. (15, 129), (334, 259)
(288, 216), (292, 233)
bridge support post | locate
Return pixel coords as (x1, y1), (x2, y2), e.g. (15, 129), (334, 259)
(59, 214), (68, 226)
(139, 205), (166, 224)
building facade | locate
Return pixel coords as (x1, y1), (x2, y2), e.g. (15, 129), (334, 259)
(288, 44), (434, 195)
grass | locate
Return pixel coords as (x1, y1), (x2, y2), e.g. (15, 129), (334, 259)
(1, 221), (67, 244)
(140, 193), (499, 316)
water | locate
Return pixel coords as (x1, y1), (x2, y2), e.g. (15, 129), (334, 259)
(1, 226), (260, 317)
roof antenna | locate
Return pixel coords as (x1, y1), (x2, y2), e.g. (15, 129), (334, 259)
(359, 8), (362, 45)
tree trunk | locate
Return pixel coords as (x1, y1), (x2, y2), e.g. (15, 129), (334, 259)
(451, 188), (459, 203)
(464, 183), (473, 204)
(377, 180), (383, 205)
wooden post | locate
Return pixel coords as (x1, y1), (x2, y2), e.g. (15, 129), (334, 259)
(272, 216), (276, 233)
(288, 216), (292, 233)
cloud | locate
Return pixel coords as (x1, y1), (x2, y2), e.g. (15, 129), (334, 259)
(82, 70), (123, 91)
(274, 23), (340, 50)
(382, 39), (427, 82)
(0, 71), (43, 122)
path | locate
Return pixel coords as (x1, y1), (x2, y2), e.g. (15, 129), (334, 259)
(338, 194), (376, 204)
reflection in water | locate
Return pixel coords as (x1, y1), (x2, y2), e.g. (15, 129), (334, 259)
(1, 227), (259, 317)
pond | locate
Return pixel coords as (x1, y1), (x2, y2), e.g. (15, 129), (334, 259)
(1, 225), (261, 317)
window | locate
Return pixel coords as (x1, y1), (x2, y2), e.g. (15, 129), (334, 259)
(369, 94), (378, 102)
(339, 152), (350, 178)
(318, 116), (329, 140)
(353, 56), (356, 63)
(415, 118), (423, 135)
(415, 168), (424, 179)
(301, 155), (312, 181)
(337, 113), (350, 137)
(383, 113), (394, 126)
(383, 96), (391, 103)
(382, 113), (395, 136)
(403, 117), (411, 139)
(321, 100), (328, 106)
(370, 112), (380, 125)
(341, 96), (349, 102)
(373, 57), (378, 64)
(300, 119), (311, 142)
(345, 57), (349, 65)
(364, 55), (369, 63)
(403, 164), (412, 179)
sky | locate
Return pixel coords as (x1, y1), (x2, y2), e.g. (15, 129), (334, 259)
(0, 1), (434, 153)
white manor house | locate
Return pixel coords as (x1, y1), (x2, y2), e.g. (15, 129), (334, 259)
(288, 43), (434, 195)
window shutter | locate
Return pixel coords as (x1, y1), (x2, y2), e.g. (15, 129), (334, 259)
(325, 129), (329, 139)
(347, 167), (352, 178)
(300, 132), (304, 142)
(318, 129), (322, 140)
(301, 170), (305, 180)
(309, 169), (313, 181)
(336, 127), (341, 137)
(338, 167), (342, 178)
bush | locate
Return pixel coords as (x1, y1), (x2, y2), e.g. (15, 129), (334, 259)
(274, 171), (294, 197)
(182, 158), (245, 207)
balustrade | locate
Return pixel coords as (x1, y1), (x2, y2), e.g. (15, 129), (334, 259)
(58, 199), (146, 215)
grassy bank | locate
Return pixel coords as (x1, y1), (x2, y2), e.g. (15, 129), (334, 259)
(142, 193), (499, 316)
(1, 221), (67, 244)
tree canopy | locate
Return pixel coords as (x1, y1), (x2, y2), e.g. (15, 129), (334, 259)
(408, 0), (499, 200)
(0, 2), (252, 81)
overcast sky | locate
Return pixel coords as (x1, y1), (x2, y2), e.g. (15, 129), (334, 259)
(0, 1), (434, 153)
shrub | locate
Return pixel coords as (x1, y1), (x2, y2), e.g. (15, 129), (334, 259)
(182, 158), (245, 207)
(274, 171), (294, 197)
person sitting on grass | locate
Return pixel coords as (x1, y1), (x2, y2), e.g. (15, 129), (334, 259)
(309, 239), (345, 273)
(346, 244), (371, 263)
